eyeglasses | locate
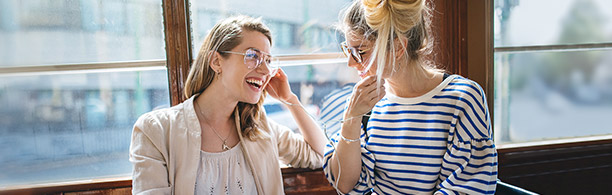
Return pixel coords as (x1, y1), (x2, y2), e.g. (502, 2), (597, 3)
(220, 48), (279, 76)
(340, 41), (371, 64)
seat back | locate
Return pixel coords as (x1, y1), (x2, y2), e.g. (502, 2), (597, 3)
(496, 180), (538, 195)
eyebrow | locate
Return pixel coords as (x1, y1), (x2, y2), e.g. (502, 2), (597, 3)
(348, 43), (368, 50)
(246, 47), (271, 56)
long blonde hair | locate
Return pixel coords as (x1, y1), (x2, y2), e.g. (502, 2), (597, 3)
(184, 15), (272, 140)
(341, 0), (435, 79)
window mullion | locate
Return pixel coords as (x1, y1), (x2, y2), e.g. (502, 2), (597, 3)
(162, 0), (193, 106)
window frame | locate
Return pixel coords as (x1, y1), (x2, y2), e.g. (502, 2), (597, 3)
(0, 0), (476, 193)
(468, 0), (612, 148)
(16, 0), (612, 193)
(474, 0), (612, 193)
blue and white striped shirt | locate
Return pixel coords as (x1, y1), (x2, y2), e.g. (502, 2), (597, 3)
(323, 75), (498, 194)
(319, 83), (356, 137)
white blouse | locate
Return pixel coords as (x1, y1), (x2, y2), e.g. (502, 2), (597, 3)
(194, 144), (257, 195)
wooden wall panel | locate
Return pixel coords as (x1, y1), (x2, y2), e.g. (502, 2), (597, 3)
(498, 140), (612, 194)
(282, 168), (336, 195)
(430, 0), (468, 76)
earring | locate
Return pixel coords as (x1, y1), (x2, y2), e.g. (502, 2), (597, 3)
(214, 70), (221, 79)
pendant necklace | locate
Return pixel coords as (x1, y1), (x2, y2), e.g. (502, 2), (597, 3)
(197, 101), (231, 151)
(204, 118), (231, 151)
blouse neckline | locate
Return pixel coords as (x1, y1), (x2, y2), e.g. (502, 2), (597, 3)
(385, 74), (457, 104)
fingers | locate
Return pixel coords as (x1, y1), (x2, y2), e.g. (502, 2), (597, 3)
(354, 76), (385, 98)
(370, 88), (386, 103)
(355, 75), (380, 88)
(272, 68), (286, 79)
(278, 68), (286, 77)
(346, 76), (386, 118)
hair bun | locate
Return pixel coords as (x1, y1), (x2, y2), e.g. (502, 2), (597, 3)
(362, 0), (390, 31)
(362, 0), (424, 33)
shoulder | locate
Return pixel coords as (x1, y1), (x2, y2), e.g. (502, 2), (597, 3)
(445, 76), (492, 139)
(133, 102), (185, 136)
(443, 75), (486, 102)
(264, 115), (292, 135)
(260, 113), (296, 142)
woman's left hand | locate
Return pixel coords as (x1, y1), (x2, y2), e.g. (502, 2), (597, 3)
(265, 68), (295, 102)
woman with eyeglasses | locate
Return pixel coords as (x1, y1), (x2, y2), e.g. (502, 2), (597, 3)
(323, 0), (498, 194)
(129, 15), (327, 195)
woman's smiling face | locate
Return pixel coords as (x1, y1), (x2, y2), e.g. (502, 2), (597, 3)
(216, 30), (273, 104)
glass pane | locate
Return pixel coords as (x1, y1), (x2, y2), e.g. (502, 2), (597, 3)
(189, 0), (351, 56)
(0, 68), (170, 186)
(0, 0), (165, 67)
(493, 50), (612, 144)
(494, 0), (612, 47)
(263, 63), (359, 137)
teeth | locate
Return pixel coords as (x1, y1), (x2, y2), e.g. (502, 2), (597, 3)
(246, 79), (263, 87)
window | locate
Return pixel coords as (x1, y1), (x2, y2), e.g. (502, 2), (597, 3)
(0, 0), (168, 187)
(493, 0), (612, 145)
(0, 0), (481, 193)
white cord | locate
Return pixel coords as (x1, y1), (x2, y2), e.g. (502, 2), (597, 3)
(267, 86), (369, 194)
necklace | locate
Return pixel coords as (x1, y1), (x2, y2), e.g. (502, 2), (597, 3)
(203, 118), (231, 151)
(196, 101), (231, 151)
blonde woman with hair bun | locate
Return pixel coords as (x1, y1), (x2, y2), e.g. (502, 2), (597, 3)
(323, 0), (498, 194)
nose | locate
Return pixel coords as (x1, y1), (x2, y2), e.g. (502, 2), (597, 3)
(255, 61), (272, 75)
(347, 55), (361, 69)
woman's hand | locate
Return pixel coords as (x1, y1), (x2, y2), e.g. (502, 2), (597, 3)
(345, 75), (386, 120)
(265, 68), (295, 103)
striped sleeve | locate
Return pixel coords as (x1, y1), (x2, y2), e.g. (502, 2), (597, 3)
(437, 79), (498, 195)
(319, 83), (355, 137)
(323, 131), (376, 194)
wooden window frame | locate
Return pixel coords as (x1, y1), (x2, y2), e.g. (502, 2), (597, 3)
(467, 1), (612, 194)
(0, 0), (470, 194)
(6, 0), (610, 194)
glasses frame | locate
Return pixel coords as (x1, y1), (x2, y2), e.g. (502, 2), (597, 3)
(340, 41), (371, 64)
(220, 48), (279, 76)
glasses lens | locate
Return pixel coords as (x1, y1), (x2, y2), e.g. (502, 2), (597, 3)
(341, 42), (351, 57)
(350, 48), (362, 63)
(341, 42), (362, 63)
(244, 49), (259, 69)
(265, 56), (280, 76)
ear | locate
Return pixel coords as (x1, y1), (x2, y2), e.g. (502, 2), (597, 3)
(209, 51), (222, 73)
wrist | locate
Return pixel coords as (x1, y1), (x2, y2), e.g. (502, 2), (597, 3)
(340, 133), (360, 143)
(343, 112), (362, 123)
(282, 94), (299, 105)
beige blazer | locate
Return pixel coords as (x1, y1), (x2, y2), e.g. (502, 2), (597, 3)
(129, 96), (323, 195)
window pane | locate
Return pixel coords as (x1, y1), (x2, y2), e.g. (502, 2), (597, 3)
(0, 0), (165, 67)
(263, 62), (359, 137)
(0, 68), (170, 186)
(189, 0), (351, 55)
(493, 50), (612, 144)
(494, 0), (612, 47)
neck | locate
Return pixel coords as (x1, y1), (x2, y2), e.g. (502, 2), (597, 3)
(385, 60), (439, 98)
(194, 83), (237, 125)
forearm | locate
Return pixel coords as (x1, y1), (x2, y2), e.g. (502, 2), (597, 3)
(330, 117), (362, 193)
(285, 95), (328, 156)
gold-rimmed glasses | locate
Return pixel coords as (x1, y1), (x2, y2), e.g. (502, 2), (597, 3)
(220, 48), (279, 76)
(340, 41), (371, 64)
